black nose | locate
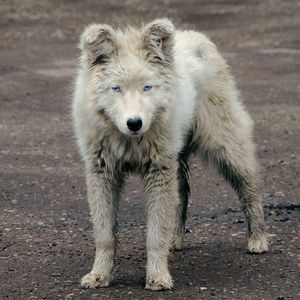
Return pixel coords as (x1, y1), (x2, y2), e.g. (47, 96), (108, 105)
(127, 118), (142, 132)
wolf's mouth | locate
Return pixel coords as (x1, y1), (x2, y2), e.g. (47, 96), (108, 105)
(129, 132), (143, 138)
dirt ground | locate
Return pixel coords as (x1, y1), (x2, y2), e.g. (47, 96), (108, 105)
(0, 0), (299, 299)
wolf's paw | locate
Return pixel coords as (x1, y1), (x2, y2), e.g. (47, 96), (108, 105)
(171, 233), (184, 251)
(145, 273), (173, 291)
(247, 235), (268, 254)
(80, 272), (112, 289)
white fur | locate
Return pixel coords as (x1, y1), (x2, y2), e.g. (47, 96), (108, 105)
(72, 19), (268, 291)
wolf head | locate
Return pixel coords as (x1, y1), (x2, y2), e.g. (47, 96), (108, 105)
(79, 19), (176, 137)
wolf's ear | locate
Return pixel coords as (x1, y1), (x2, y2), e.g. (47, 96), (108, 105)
(143, 18), (175, 64)
(79, 24), (116, 65)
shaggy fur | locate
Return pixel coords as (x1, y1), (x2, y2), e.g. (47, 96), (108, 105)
(72, 18), (268, 290)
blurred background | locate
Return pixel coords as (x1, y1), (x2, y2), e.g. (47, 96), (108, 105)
(0, 0), (299, 299)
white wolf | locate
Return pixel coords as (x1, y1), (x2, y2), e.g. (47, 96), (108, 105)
(72, 19), (268, 290)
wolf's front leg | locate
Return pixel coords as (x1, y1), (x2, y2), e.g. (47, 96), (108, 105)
(81, 160), (123, 288)
(143, 159), (179, 290)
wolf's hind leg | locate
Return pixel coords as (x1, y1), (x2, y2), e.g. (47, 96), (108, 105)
(172, 152), (190, 251)
(199, 131), (268, 253)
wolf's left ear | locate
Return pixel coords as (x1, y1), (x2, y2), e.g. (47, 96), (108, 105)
(79, 24), (116, 65)
(143, 18), (175, 64)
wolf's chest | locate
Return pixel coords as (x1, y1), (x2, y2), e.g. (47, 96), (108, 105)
(98, 135), (153, 172)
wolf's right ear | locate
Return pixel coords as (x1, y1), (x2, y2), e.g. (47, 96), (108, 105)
(79, 24), (116, 65)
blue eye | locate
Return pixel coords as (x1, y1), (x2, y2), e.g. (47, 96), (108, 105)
(112, 86), (121, 93)
(143, 85), (152, 92)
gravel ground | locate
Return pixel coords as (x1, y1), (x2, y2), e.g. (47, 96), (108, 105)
(0, 0), (299, 299)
